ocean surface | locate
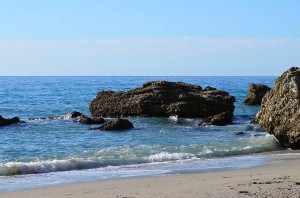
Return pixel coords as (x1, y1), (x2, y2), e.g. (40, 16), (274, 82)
(0, 76), (293, 192)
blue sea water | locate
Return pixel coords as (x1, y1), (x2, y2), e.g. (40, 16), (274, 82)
(0, 76), (286, 192)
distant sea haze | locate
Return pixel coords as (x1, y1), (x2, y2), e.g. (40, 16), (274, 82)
(0, 76), (279, 192)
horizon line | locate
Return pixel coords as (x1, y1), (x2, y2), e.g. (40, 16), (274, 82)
(0, 75), (278, 77)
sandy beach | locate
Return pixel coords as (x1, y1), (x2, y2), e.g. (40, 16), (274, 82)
(1, 157), (300, 198)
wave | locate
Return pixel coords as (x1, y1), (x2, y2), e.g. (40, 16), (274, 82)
(27, 113), (80, 122)
(148, 152), (196, 162)
(167, 115), (199, 125)
(0, 159), (99, 176)
(168, 115), (179, 122)
(0, 135), (280, 176)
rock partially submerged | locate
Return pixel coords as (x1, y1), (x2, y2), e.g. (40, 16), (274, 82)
(198, 111), (233, 126)
(90, 81), (235, 118)
(79, 116), (105, 125)
(70, 111), (83, 118)
(72, 111), (105, 125)
(91, 119), (134, 131)
(0, 116), (21, 126)
(244, 84), (271, 106)
(255, 67), (300, 148)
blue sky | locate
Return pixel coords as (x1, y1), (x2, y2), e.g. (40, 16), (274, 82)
(0, 0), (299, 76)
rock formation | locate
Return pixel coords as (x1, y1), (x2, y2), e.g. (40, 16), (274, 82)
(0, 116), (21, 126)
(91, 119), (134, 131)
(90, 81), (235, 118)
(198, 111), (233, 126)
(244, 84), (271, 106)
(255, 67), (300, 148)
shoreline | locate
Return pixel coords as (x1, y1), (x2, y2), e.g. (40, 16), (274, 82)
(0, 149), (294, 192)
(1, 151), (300, 198)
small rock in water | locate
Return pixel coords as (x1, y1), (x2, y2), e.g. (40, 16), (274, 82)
(198, 111), (233, 126)
(70, 111), (83, 118)
(79, 116), (105, 125)
(235, 132), (245, 135)
(90, 119), (134, 131)
(244, 83), (271, 106)
(0, 115), (21, 126)
(245, 125), (254, 130)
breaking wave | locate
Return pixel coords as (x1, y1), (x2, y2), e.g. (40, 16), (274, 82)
(0, 134), (280, 176)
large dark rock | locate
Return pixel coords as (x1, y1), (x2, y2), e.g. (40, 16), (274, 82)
(0, 116), (21, 126)
(91, 119), (134, 131)
(90, 81), (235, 118)
(79, 116), (105, 125)
(198, 111), (233, 126)
(255, 67), (300, 148)
(244, 84), (271, 106)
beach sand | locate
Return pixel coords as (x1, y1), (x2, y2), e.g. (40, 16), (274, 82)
(1, 159), (300, 198)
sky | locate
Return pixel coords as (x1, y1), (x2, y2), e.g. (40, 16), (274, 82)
(0, 0), (299, 76)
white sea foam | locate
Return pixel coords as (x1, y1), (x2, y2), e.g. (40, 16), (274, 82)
(148, 152), (195, 162)
(27, 113), (79, 122)
(168, 115), (179, 122)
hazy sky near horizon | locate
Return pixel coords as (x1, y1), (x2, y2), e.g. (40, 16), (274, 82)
(0, 0), (299, 76)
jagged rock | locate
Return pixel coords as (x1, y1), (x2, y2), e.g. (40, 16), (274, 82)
(79, 116), (105, 125)
(244, 84), (271, 106)
(90, 81), (235, 118)
(255, 67), (300, 148)
(0, 116), (21, 126)
(198, 111), (233, 126)
(90, 119), (134, 131)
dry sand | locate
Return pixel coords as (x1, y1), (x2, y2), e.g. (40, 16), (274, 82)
(1, 159), (300, 198)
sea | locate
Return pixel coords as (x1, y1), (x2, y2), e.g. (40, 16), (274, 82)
(0, 76), (299, 192)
